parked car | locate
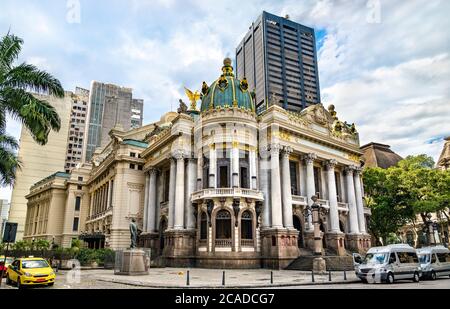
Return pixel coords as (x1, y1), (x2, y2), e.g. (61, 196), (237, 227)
(6, 257), (56, 288)
(0, 256), (14, 277)
(417, 245), (450, 280)
(353, 244), (421, 284)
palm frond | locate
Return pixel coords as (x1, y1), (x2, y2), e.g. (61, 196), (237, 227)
(0, 34), (23, 70)
(0, 145), (20, 187)
(0, 87), (61, 144)
(0, 132), (19, 150)
(4, 63), (65, 97)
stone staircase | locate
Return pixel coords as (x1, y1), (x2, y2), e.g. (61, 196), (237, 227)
(286, 249), (355, 271)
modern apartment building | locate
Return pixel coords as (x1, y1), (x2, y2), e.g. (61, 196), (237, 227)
(236, 11), (321, 114)
(8, 92), (74, 240)
(0, 199), (10, 239)
(83, 81), (144, 162)
(65, 87), (89, 173)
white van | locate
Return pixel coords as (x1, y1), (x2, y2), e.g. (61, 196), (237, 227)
(353, 244), (422, 284)
(417, 245), (450, 280)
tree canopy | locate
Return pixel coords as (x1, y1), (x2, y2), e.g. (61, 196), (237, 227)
(0, 33), (64, 186)
(363, 154), (450, 245)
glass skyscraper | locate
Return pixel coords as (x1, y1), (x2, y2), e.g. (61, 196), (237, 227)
(236, 11), (321, 114)
(84, 81), (143, 161)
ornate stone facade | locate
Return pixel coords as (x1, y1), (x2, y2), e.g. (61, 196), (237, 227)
(24, 59), (371, 269)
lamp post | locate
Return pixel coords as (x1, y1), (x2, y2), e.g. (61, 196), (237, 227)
(304, 195), (327, 272)
(426, 213), (435, 246)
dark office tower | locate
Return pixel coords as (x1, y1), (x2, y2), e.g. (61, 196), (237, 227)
(236, 11), (321, 114)
(83, 81), (144, 161)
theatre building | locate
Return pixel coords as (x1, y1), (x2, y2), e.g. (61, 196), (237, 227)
(25, 59), (371, 268)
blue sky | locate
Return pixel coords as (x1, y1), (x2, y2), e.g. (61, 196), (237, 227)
(1, 0), (450, 200)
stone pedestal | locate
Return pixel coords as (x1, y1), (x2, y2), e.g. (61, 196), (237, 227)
(312, 257), (326, 273)
(325, 232), (347, 256)
(261, 228), (299, 269)
(163, 229), (196, 267)
(139, 232), (159, 257)
(115, 249), (149, 276)
(346, 234), (371, 254)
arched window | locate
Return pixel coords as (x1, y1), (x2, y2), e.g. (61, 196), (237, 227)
(215, 210), (232, 239)
(200, 212), (207, 240)
(241, 211), (253, 239)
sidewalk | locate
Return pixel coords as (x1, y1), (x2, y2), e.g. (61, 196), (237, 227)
(92, 268), (360, 288)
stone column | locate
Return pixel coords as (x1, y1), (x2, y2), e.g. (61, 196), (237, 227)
(197, 149), (203, 190)
(303, 153), (317, 231)
(174, 151), (185, 230)
(209, 144), (216, 188)
(281, 146), (293, 229)
(143, 173), (150, 232)
(249, 147), (257, 190)
(270, 143), (283, 228)
(185, 158), (197, 229)
(324, 159), (340, 232)
(148, 168), (158, 232)
(353, 167), (367, 233)
(168, 157), (176, 229)
(345, 166), (360, 234)
(232, 142), (240, 187)
(259, 147), (271, 228)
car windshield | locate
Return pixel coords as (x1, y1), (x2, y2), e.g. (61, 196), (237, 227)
(362, 253), (388, 264)
(5, 258), (14, 264)
(418, 254), (430, 264)
(22, 260), (49, 269)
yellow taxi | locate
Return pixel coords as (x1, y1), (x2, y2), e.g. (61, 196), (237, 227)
(6, 257), (55, 288)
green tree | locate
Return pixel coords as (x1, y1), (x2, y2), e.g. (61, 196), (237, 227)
(35, 239), (50, 250)
(363, 154), (450, 245)
(363, 167), (415, 245)
(0, 33), (64, 186)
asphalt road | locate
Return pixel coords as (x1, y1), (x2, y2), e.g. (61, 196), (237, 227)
(277, 277), (450, 289)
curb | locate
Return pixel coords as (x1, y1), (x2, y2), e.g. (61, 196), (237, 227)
(94, 277), (360, 289)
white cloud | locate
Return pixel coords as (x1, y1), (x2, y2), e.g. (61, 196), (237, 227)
(1, 0), (449, 201)
(322, 54), (450, 161)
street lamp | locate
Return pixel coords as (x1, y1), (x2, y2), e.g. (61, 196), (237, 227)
(304, 195), (328, 272)
(425, 213), (435, 246)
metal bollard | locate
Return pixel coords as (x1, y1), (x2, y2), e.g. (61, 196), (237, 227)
(344, 269), (347, 280)
(187, 270), (190, 286)
(311, 270), (315, 282)
(270, 271), (273, 284)
(222, 270), (225, 286)
(328, 270), (332, 281)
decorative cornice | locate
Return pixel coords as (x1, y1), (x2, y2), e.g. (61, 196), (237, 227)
(344, 165), (357, 175)
(282, 146), (293, 157)
(269, 143), (282, 154)
(323, 159), (338, 170)
(172, 149), (186, 160)
(353, 166), (363, 175)
(302, 153), (317, 165)
(149, 168), (159, 176)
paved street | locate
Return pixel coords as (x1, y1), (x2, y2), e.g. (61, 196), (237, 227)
(0, 268), (448, 289)
(276, 278), (450, 289)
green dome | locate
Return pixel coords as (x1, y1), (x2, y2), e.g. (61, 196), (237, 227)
(200, 58), (255, 112)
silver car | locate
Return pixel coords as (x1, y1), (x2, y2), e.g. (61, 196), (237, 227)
(417, 246), (450, 280)
(353, 244), (421, 284)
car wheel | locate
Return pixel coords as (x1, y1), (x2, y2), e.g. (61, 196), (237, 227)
(413, 272), (420, 283)
(47, 282), (54, 287)
(386, 273), (394, 284)
(430, 271), (436, 280)
(361, 278), (368, 284)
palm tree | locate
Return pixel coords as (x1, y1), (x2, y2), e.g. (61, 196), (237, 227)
(0, 33), (64, 186)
